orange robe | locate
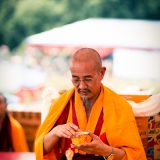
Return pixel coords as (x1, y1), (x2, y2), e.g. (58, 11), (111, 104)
(35, 85), (147, 160)
(9, 115), (29, 152)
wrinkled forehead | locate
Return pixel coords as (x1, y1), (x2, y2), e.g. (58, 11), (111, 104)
(70, 62), (97, 78)
(70, 60), (97, 74)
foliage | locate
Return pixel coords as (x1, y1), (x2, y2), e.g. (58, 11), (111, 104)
(0, 0), (159, 50)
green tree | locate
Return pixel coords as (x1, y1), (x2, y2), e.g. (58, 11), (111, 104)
(0, 0), (19, 46)
(4, 0), (66, 49)
(0, 0), (159, 50)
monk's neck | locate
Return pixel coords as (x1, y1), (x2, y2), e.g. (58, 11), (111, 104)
(82, 96), (100, 119)
(81, 100), (90, 120)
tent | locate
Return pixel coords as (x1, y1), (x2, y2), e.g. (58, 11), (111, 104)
(25, 18), (160, 80)
(25, 18), (160, 58)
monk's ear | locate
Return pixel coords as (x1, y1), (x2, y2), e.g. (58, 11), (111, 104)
(100, 67), (106, 78)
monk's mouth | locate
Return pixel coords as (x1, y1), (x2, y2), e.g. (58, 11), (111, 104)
(78, 91), (91, 96)
(78, 89), (91, 94)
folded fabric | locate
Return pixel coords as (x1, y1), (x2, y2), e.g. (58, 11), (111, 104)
(127, 94), (160, 117)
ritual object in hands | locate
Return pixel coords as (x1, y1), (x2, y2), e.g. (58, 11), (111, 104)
(71, 131), (89, 146)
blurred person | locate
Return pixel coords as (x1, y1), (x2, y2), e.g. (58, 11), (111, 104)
(35, 48), (146, 160)
(0, 92), (29, 152)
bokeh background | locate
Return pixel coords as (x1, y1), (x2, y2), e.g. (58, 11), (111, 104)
(0, 0), (160, 106)
(0, 0), (160, 154)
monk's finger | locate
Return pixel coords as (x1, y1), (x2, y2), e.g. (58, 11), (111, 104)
(64, 123), (78, 137)
(68, 123), (79, 131)
(63, 130), (73, 138)
(88, 131), (99, 140)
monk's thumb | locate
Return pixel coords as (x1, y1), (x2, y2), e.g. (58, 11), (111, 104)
(88, 131), (97, 140)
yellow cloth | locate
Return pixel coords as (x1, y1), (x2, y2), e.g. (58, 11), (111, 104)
(35, 85), (147, 160)
(9, 115), (29, 152)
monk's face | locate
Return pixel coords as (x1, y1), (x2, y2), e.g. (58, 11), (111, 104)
(0, 96), (7, 118)
(70, 60), (105, 101)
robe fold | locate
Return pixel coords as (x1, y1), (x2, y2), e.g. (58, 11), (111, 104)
(35, 85), (146, 160)
(10, 115), (29, 151)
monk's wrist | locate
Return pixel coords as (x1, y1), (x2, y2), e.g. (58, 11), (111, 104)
(103, 145), (114, 157)
(103, 146), (126, 160)
(51, 127), (60, 137)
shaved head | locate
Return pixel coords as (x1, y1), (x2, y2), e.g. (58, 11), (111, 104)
(70, 47), (106, 103)
(70, 48), (102, 71)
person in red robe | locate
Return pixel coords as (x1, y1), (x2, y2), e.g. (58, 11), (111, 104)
(35, 48), (147, 160)
(0, 92), (29, 152)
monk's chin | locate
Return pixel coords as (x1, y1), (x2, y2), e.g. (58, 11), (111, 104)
(81, 96), (92, 105)
(80, 94), (89, 99)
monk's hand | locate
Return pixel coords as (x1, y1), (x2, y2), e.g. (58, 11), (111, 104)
(72, 132), (109, 156)
(52, 123), (79, 139)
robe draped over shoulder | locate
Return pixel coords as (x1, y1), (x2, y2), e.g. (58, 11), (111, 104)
(10, 115), (29, 151)
(35, 85), (146, 160)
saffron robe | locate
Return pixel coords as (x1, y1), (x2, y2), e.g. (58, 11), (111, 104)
(10, 115), (29, 151)
(35, 85), (147, 160)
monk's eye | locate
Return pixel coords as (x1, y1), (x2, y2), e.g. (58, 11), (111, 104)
(72, 78), (80, 83)
(83, 78), (92, 83)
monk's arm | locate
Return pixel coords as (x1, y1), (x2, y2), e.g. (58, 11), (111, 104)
(43, 128), (59, 154)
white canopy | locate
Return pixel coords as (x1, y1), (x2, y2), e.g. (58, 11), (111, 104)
(25, 18), (160, 50)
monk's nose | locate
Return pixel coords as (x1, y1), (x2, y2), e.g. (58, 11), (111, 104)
(78, 80), (87, 89)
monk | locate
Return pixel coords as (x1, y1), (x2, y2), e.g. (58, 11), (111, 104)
(35, 48), (147, 160)
(0, 93), (29, 152)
